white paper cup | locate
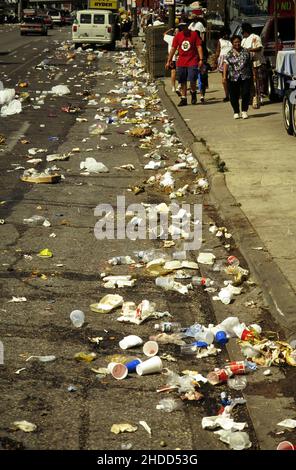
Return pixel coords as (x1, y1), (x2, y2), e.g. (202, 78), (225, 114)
(143, 340), (159, 357)
(119, 335), (143, 350)
(108, 362), (128, 380)
(136, 356), (163, 376)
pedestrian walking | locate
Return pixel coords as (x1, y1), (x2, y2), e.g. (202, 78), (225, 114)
(166, 21), (203, 107)
(215, 27), (232, 102)
(241, 22), (265, 109)
(223, 35), (252, 119)
(163, 26), (180, 94)
(188, 15), (206, 41)
(121, 15), (133, 50)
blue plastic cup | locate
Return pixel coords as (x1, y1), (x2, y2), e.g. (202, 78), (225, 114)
(125, 358), (142, 373)
(215, 331), (228, 345)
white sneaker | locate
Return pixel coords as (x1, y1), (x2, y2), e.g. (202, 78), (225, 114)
(242, 111), (248, 119)
(233, 113), (240, 119)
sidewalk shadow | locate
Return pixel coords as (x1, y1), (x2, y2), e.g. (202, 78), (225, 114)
(250, 112), (279, 118)
(204, 99), (223, 105)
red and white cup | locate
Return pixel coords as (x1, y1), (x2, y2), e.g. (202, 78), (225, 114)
(225, 361), (246, 375)
(277, 441), (295, 450)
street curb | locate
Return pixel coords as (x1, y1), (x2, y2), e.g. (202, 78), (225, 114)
(157, 80), (296, 344)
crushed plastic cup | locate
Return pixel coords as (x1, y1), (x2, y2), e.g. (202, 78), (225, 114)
(70, 310), (85, 328)
(125, 358), (142, 373)
(143, 341), (159, 357)
(228, 431), (251, 450)
(277, 441), (295, 450)
(218, 287), (233, 305)
(136, 356), (163, 376)
(227, 376), (247, 391)
(108, 362), (128, 380)
(119, 335), (143, 350)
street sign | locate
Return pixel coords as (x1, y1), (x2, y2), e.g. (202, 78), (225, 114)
(88, 0), (119, 10)
(164, 0), (175, 5)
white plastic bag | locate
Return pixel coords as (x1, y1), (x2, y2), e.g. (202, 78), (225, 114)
(51, 85), (70, 96)
(1, 99), (22, 116)
(80, 157), (109, 173)
(0, 88), (15, 105)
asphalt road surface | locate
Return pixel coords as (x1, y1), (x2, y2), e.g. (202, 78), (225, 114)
(0, 27), (295, 452)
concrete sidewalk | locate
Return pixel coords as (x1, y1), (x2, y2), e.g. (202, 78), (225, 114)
(164, 71), (296, 334)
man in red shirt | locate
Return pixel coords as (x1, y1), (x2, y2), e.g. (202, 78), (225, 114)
(166, 21), (203, 106)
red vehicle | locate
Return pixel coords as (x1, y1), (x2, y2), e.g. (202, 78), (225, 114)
(37, 12), (54, 29)
(20, 16), (48, 36)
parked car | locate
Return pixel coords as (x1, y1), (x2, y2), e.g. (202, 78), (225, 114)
(47, 9), (65, 25)
(72, 9), (120, 50)
(37, 12), (54, 29)
(20, 16), (48, 35)
(261, 15), (295, 100)
(63, 11), (73, 25)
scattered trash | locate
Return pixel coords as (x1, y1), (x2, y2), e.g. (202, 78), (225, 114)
(111, 423), (138, 434)
(51, 85), (70, 96)
(277, 419), (296, 429)
(21, 169), (61, 184)
(70, 310), (85, 328)
(26, 355), (56, 362)
(156, 398), (183, 412)
(90, 294), (123, 313)
(74, 352), (97, 362)
(139, 421), (152, 436)
(80, 158), (109, 173)
(37, 249), (53, 258)
(8, 296), (27, 303)
(119, 335), (143, 350)
(13, 421), (37, 433)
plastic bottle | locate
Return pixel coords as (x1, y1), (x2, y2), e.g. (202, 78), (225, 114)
(70, 310), (85, 328)
(180, 341), (208, 354)
(184, 323), (202, 338)
(154, 322), (182, 333)
(195, 329), (214, 345)
(191, 276), (214, 287)
(227, 255), (240, 267)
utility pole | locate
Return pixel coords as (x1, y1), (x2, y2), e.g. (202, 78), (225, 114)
(17, 0), (23, 22)
(168, 2), (175, 29)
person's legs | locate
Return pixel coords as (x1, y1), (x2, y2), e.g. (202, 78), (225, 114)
(221, 73), (229, 101)
(171, 63), (176, 91)
(228, 80), (240, 115)
(241, 79), (251, 112)
(188, 66), (198, 104)
(176, 67), (188, 106)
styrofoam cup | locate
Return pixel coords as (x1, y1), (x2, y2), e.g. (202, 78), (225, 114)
(143, 340), (159, 357)
(119, 335), (143, 350)
(108, 362), (128, 380)
(136, 356), (163, 376)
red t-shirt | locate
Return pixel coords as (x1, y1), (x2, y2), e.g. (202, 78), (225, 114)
(172, 30), (202, 67)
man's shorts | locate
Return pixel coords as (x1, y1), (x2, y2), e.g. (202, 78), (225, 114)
(177, 66), (198, 84)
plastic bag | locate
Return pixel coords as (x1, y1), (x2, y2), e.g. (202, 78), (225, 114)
(0, 88), (15, 105)
(51, 85), (70, 96)
(1, 99), (22, 116)
(80, 158), (109, 173)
